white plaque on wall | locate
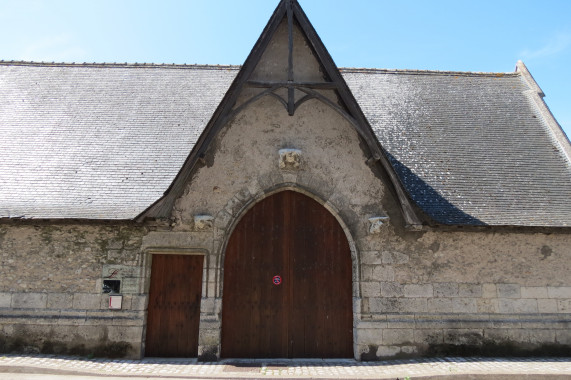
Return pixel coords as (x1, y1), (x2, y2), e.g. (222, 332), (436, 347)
(109, 295), (123, 310)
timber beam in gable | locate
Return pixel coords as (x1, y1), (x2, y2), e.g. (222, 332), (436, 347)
(138, 0), (423, 228)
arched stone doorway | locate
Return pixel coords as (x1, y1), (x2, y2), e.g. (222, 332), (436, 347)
(221, 190), (353, 358)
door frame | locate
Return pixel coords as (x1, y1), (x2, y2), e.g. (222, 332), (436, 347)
(219, 186), (360, 358)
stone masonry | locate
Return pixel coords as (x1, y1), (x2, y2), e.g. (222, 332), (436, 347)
(0, 224), (147, 358)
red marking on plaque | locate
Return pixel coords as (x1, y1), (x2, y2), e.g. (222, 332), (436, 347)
(272, 275), (282, 285)
(106, 269), (120, 279)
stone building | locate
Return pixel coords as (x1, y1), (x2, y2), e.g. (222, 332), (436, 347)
(1, 0), (570, 360)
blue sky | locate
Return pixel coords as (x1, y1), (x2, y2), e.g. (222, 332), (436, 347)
(1, 0), (569, 139)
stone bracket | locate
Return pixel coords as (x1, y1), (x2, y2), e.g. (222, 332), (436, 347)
(368, 216), (389, 234)
(194, 215), (214, 231)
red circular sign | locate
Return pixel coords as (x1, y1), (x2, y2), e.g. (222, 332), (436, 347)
(272, 275), (282, 285)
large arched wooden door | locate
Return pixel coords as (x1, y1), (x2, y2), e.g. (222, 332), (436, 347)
(221, 190), (353, 358)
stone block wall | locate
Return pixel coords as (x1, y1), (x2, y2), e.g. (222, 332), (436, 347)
(356, 282), (571, 359)
(354, 230), (571, 360)
(0, 224), (147, 358)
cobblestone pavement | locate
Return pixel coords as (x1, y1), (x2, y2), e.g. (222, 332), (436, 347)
(0, 355), (570, 379)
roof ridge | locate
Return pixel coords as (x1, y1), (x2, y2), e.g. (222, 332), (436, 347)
(340, 67), (518, 77)
(0, 60), (241, 70)
(0, 60), (519, 76)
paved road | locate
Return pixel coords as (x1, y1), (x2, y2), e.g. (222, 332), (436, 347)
(0, 355), (570, 379)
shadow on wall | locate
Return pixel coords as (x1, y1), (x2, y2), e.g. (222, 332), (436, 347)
(385, 152), (485, 226)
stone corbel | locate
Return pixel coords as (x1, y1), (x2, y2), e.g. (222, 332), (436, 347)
(194, 215), (214, 231)
(368, 216), (390, 234)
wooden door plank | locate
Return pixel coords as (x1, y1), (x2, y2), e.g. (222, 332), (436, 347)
(146, 254), (203, 357)
(288, 191), (353, 358)
(222, 191), (352, 359)
(146, 255), (162, 357)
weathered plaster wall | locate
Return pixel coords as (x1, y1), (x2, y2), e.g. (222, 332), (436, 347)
(0, 223), (148, 358)
(249, 18), (325, 83)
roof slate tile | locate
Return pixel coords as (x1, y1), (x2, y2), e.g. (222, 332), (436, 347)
(0, 63), (570, 226)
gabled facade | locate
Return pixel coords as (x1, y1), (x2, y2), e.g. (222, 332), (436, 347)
(0, 0), (570, 360)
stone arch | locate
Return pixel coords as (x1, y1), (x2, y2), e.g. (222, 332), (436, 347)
(216, 184), (361, 358)
(217, 184), (361, 300)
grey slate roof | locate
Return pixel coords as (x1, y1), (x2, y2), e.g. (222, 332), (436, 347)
(1, 62), (570, 226)
(343, 69), (571, 227)
(0, 63), (237, 219)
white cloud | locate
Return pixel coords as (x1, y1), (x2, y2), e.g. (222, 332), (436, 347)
(520, 33), (571, 61)
(19, 34), (88, 63)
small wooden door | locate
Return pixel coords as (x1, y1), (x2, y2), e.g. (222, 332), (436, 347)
(145, 254), (204, 357)
(222, 191), (353, 358)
